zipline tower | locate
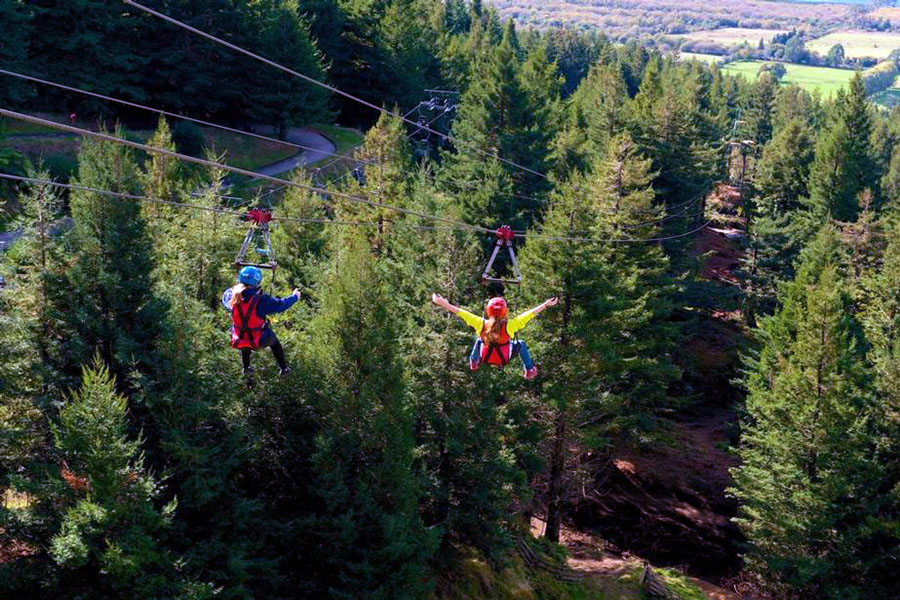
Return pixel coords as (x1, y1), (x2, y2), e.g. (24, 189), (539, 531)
(407, 89), (459, 160)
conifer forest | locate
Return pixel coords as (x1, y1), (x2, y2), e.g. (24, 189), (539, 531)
(1, 1), (900, 599)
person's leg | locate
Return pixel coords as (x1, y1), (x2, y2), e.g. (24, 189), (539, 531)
(511, 340), (535, 371)
(469, 339), (483, 370)
(241, 348), (253, 371)
(266, 331), (289, 372)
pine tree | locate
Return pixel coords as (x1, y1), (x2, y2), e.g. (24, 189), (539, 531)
(385, 180), (525, 559)
(0, 1), (33, 106)
(519, 135), (677, 542)
(243, 0), (332, 134)
(440, 22), (556, 230)
(808, 75), (875, 222)
(745, 72), (777, 147)
(305, 232), (437, 598)
(733, 228), (891, 599)
(48, 362), (179, 596)
(554, 62), (628, 174)
(49, 129), (167, 382)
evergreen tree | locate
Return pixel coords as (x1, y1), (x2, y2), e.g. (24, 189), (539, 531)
(440, 22), (556, 230)
(386, 181), (526, 559)
(809, 75), (875, 222)
(244, 0), (332, 134)
(555, 63), (628, 174)
(745, 72), (777, 147)
(48, 362), (179, 597)
(49, 130), (167, 382)
(734, 228), (892, 599)
(306, 232), (437, 598)
(0, 1), (33, 106)
(29, 0), (146, 113)
(520, 134), (677, 542)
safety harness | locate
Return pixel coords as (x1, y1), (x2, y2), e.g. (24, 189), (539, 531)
(481, 319), (512, 366)
(231, 293), (267, 349)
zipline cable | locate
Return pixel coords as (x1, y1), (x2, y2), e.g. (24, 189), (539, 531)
(0, 111), (716, 244)
(0, 172), (483, 232)
(122, 0), (550, 180)
(0, 108), (491, 234)
(0, 67), (373, 169)
(1, 171), (715, 245)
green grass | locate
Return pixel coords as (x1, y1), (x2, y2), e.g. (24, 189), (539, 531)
(807, 30), (900, 60)
(202, 128), (296, 171)
(1, 114), (66, 136)
(872, 75), (900, 109)
(309, 123), (363, 154)
(656, 569), (707, 600)
(682, 27), (788, 47)
(677, 52), (723, 65)
(722, 61), (856, 96)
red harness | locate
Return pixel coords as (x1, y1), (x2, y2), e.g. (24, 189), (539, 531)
(481, 320), (512, 366)
(231, 293), (267, 349)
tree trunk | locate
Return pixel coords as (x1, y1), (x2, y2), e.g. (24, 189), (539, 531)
(544, 403), (568, 543)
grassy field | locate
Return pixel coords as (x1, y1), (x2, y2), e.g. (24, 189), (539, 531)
(722, 61), (855, 96)
(202, 128), (296, 171)
(871, 74), (900, 109)
(309, 123), (363, 154)
(682, 27), (788, 47)
(677, 52), (723, 64)
(807, 31), (900, 60)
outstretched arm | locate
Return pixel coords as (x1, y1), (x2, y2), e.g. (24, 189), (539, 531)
(528, 297), (559, 316)
(508, 297), (559, 335)
(432, 293), (461, 315)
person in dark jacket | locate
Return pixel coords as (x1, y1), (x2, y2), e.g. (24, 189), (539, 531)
(222, 266), (300, 379)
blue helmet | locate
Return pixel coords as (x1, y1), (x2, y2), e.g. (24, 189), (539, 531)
(238, 266), (263, 287)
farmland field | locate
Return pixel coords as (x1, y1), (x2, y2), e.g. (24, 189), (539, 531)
(722, 61), (856, 96)
(806, 31), (900, 60)
(677, 52), (723, 64)
(682, 28), (788, 47)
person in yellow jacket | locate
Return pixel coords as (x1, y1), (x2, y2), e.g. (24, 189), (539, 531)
(431, 293), (558, 379)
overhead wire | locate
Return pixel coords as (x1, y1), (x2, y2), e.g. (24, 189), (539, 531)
(0, 108), (492, 234)
(122, 0), (550, 180)
(0, 109), (714, 245)
(0, 67), (373, 169)
(0, 172), (483, 233)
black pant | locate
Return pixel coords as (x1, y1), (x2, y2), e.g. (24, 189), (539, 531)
(240, 332), (287, 371)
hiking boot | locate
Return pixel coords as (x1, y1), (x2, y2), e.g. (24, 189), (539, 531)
(523, 366), (538, 380)
(279, 366), (292, 377)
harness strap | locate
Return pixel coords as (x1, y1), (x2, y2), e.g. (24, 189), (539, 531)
(483, 341), (510, 366)
(234, 294), (264, 348)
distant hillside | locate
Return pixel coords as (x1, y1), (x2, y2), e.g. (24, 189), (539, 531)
(489, 0), (854, 39)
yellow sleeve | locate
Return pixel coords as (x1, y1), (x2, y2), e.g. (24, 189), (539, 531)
(456, 309), (485, 335)
(507, 309), (538, 336)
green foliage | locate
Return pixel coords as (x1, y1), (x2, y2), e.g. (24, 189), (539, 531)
(47, 128), (167, 381)
(808, 74), (875, 222)
(171, 121), (207, 158)
(733, 228), (898, 599)
(46, 361), (180, 595)
(305, 232), (438, 598)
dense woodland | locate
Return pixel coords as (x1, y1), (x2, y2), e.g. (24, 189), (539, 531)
(2, 1), (900, 599)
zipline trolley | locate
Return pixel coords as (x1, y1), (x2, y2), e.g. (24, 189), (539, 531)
(481, 225), (522, 285)
(235, 208), (277, 278)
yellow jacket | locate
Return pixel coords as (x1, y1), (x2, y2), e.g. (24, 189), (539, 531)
(456, 308), (538, 337)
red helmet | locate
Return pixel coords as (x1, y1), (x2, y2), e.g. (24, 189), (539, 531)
(486, 297), (508, 319)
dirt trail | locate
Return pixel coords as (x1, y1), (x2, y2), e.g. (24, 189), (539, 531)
(531, 519), (741, 600)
